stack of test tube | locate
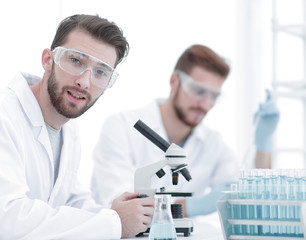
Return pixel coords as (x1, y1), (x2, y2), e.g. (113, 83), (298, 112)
(217, 169), (306, 239)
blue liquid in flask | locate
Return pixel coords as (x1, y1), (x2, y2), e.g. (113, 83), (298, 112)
(149, 223), (177, 240)
(149, 194), (177, 240)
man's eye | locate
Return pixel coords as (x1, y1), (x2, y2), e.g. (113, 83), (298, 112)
(96, 69), (106, 76)
(94, 68), (111, 80)
(70, 57), (81, 65)
(194, 87), (207, 96)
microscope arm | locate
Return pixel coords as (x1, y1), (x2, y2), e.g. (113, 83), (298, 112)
(134, 158), (168, 197)
(133, 120), (191, 197)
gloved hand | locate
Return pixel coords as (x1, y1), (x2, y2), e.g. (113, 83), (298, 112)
(185, 183), (231, 217)
(254, 89), (280, 152)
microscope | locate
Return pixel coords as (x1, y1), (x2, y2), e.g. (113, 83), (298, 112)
(134, 120), (194, 237)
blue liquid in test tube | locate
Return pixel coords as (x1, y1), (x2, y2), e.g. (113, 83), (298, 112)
(295, 170), (304, 237)
(299, 170), (306, 237)
(246, 170), (256, 235)
(254, 169), (263, 235)
(238, 169), (248, 235)
(278, 169), (288, 236)
(270, 170), (279, 236)
(262, 169), (271, 236)
(230, 184), (240, 235)
(286, 169), (296, 236)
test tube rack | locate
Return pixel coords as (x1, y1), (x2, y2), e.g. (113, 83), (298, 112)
(217, 192), (306, 240)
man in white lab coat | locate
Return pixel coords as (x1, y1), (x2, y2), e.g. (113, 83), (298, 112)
(0, 14), (154, 239)
(90, 44), (279, 217)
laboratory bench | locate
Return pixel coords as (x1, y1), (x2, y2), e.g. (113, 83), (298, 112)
(129, 212), (223, 240)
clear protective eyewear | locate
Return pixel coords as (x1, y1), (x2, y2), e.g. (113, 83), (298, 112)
(52, 46), (118, 89)
(175, 70), (222, 104)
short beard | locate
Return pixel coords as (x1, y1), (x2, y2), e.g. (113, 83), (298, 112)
(47, 70), (98, 119)
(172, 86), (203, 128)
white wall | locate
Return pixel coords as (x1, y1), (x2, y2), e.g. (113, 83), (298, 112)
(1, 0), (277, 188)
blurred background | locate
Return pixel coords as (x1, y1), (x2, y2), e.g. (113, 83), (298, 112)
(0, 0), (305, 188)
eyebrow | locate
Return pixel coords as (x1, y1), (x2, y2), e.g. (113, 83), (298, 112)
(73, 49), (112, 70)
(96, 61), (112, 70)
(194, 82), (221, 93)
(70, 52), (110, 71)
(70, 50), (89, 60)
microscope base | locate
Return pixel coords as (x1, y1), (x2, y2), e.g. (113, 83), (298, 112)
(174, 218), (194, 237)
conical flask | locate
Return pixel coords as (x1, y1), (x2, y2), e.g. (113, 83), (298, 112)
(149, 194), (177, 240)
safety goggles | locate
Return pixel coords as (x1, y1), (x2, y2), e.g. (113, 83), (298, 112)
(175, 70), (222, 103)
(52, 46), (118, 89)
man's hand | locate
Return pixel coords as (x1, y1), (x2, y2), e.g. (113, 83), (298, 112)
(111, 192), (154, 238)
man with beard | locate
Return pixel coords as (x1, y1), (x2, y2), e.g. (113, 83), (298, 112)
(90, 44), (279, 217)
(0, 14), (154, 239)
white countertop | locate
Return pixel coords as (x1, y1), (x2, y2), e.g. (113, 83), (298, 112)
(129, 212), (224, 240)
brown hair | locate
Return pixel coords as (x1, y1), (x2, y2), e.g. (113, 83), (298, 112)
(50, 14), (129, 67)
(174, 44), (230, 78)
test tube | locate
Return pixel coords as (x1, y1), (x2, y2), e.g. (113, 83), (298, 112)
(246, 169), (257, 235)
(238, 169), (248, 235)
(254, 169), (263, 235)
(295, 169), (303, 237)
(230, 184), (240, 235)
(262, 169), (271, 235)
(278, 169), (288, 236)
(286, 169), (296, 236)
(270, 169), (279, 236)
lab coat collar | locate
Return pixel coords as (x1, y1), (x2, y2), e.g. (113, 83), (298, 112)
(9, 72), (77, 135)
(8, 72), (45, 128)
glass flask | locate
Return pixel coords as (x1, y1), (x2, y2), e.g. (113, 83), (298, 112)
(149, 194), (177, 240)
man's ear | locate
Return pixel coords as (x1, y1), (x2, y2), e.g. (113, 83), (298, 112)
(170, 72), (180, 89)
(41, 49), (53, 72)
(168, 72), (181, 99)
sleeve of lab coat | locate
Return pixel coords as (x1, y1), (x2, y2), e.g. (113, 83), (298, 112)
(0, 118), (122, 240)
(66, 173), (106, 213)
(91, 113), (136, 206)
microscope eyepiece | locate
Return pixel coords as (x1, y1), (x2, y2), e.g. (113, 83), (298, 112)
(134, 120), (170, 152)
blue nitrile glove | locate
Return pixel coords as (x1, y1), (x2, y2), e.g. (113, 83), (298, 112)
(186, 183), (231, 217)
(254, 89), (280, 152)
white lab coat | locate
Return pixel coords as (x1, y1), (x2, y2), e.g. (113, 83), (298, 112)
(0, 72), (121, 239)
(91, 99), (239, 206)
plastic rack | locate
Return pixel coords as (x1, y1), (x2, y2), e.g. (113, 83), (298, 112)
(217, 192), (306, 240)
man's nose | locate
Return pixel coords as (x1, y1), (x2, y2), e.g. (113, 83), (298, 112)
(197, 95), (215, 111)
(75, 69), (91, 89)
